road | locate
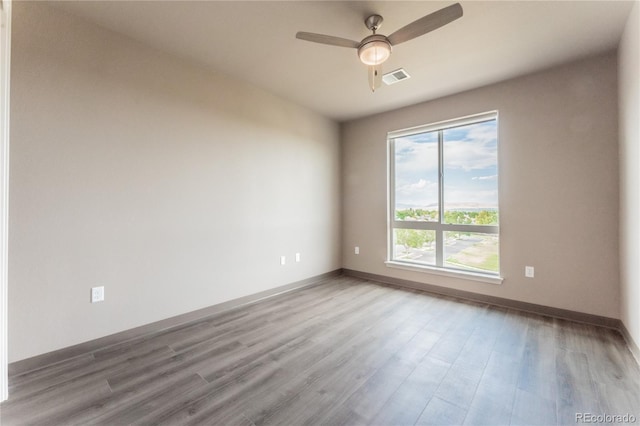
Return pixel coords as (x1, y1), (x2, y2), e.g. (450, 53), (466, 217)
(399, 235), (485, 266)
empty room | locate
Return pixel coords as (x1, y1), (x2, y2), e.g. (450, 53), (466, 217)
(0, 0), (639, 425)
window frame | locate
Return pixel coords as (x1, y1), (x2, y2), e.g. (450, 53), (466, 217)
(386, 111), (502, 284)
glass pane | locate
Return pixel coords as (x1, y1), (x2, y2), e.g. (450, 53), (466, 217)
(394, 131), (439, 222)
(442, 120), (498, 225)
(444, 232), (499, 274)
(393, 229), (436, 265)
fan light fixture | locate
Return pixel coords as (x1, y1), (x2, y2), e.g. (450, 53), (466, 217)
(358, 36), (391, 65)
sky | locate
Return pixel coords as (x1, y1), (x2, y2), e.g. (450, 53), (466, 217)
(394, 119), (498, 211)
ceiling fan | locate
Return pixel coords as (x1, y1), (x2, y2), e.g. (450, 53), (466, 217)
(296, 3), (463, 92)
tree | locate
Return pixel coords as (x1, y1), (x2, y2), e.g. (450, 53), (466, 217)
(476, 210), (498, 225)
(396, 229), (434, 249)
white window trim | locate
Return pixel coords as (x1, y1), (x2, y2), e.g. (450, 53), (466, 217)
(385, 261), (504, 285)
(387, 111), (501, 282)
(0, 0), (11, 403)
(387, 111), (498, 139)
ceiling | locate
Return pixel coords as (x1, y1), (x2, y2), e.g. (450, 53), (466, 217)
(50, 1), (635, 122)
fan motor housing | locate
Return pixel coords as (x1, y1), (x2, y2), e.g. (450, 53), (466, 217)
(364, 14), (384, 32)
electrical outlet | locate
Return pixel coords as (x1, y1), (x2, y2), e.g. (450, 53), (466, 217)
(354, 246), (360, 255)
(525, 266), (535, 278)
(295, 253), (301, 263)
(280, 256), (286, 266)
(91, 286), (104, 303)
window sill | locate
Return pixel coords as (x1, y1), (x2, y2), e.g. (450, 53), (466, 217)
(385, 261), (504, 285)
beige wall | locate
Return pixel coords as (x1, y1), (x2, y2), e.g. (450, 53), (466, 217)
(9, 2), (341, 362)
(342, 52), (620, 319)
(619, 1), (640, 352)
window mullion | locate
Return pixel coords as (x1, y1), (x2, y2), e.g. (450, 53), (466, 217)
(435, 229), (443, 267)
(437, 130), (444, 267)
(392, 220), (437, 230)
(388, 139), (396, 261)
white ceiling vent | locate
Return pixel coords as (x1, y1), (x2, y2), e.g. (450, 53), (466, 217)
(382, 68), (411, 85)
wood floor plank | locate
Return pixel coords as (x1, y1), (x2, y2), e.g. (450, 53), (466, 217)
(245, 291), (428, 425)
(2, 276), (638, 426)
(0, 378), (113, 425)
(510, 388), (557, 426)
(555, 349), (602, 425)
(132, 283), (414, 425)
(166, 279), (366, 355)
(64, 373), (207, 425)
(107, 283), (369, 394)
(594, 380), (640, 421)
(98, 278), (350, 361)
(196, 283), (398, 382)
(318, 322), (450, 425)
(138, 362), (287, 425)
(428, 301), (483, 363)
(492, 309), (529, 357)
(8, 353), (96, 390)
(106, 338), (245, 391)
(454, 306), (506, 370)
(517, 316), (557, 400)
(431, 360), (484, 411)
(318, 353), (420, 425)
(251, 329), (424, 421)
(8, 345), (176, 402)
(416, 396), (467, 426)
(463, 372), (517, 425)
(368, 355), (451, 426)
(462, 314), (530, 425)
(586, 327), (639, 390)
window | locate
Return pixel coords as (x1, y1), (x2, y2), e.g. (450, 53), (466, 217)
(388, 112), (500, 278)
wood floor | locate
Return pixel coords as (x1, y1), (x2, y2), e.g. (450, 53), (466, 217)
(1, 276), (639, 425)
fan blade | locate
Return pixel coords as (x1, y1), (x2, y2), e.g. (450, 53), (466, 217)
(368, 65), (382, 92)
(387, 3), (463, 46)
(296, 32), (360, 49)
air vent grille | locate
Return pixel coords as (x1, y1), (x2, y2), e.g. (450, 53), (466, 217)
(382, 68), (411, 85)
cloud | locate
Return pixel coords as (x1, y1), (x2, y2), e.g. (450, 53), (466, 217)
(443, 121), (498, 171)
(444, 188), (499, 208)
(397, 179), (436, 194)
(443, 140), (497, 171)
(467, 123), (498, 144)
(396, 179), (438, 207)
(408, 179), (427, 189)
(395, 137), (438, 168)
(393, 120), (498, 209)
(472, 175), (498, 181)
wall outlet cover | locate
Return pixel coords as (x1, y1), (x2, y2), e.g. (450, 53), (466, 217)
(91, 286), (104, 303)
(525, 266), (535, 278)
